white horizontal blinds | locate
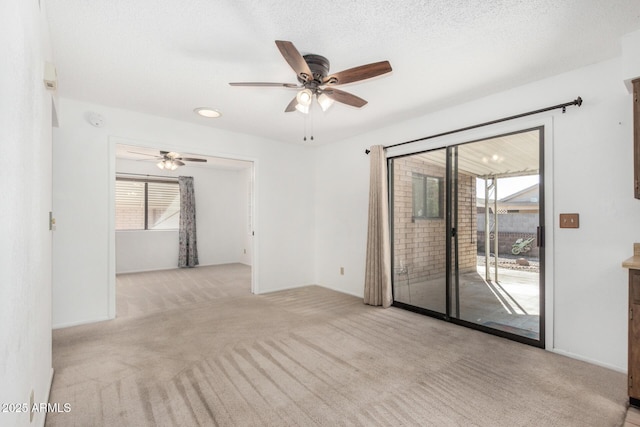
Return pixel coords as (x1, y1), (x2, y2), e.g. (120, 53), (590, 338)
(115, 178), (180, 230)
(115, 180), (145, 230)
(425, 176), (442, 218)
(412, 175), (424, 218)
(147, 182), (180, 229)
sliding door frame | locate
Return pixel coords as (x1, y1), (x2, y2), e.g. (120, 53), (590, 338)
(389, 126), (546, 348)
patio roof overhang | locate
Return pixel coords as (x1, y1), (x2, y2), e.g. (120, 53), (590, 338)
(414, 129), (540, 179)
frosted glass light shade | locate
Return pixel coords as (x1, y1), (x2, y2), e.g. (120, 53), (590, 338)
(296, 89), (312, 106)
(317, 93), (334, 112)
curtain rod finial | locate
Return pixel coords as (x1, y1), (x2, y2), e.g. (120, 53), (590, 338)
(365, 149), (370, 155)
(575, 96), (583, 107)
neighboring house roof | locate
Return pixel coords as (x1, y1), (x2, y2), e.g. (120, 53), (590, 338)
(500, 184), (539, 203)
(477, 184), (539, 212)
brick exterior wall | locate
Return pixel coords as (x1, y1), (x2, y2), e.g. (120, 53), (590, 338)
(116, 206), (145, 230)
(455, 172), (478, 273)
(392, 157), (477, 284)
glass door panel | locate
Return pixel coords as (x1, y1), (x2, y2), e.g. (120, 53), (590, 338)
(391, 148), (448, 315)
(453, 129), (543, 342)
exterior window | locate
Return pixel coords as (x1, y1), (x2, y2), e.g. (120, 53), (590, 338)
(412, 174), (443, 219)
(115, 178), (180, 230)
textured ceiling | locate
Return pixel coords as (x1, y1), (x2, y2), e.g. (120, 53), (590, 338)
(46, 0), (640, 145)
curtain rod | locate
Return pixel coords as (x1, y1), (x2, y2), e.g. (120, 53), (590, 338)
(365, 96), (582, 154)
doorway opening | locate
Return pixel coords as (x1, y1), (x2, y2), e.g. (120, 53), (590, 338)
(112, 143), (255, 318)
(389, 127), (544, 347)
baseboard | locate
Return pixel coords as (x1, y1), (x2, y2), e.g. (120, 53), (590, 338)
(550, 348), (626, 373)
(53, 315), (112, 330)
(116, 262), (247, 275)
(256, 283), (362, 298)
(255, 283), (318, 295)
(115, 265), (180, 275)
(316, 283), (363, 299)
(40, 368), (54, 427)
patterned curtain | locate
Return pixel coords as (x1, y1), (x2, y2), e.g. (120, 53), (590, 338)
(178, 176), (199, 268)
(364, 145), (392, 307)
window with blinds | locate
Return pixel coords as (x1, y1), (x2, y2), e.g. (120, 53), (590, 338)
(412, 173), (443, 219)
(115, 178), (180, 230)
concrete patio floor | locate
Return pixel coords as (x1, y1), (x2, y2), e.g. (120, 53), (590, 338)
(393, 264), (540, 339)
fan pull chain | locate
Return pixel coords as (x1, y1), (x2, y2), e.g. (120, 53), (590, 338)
(303, 114), (308, 141)
(302, 112), (314, 142)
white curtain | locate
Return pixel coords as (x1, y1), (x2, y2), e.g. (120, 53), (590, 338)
(178, 176), (199, 268)
(364, 145), (392, 307)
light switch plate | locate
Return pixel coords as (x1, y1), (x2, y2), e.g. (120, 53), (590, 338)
(559, 213), (579, 228)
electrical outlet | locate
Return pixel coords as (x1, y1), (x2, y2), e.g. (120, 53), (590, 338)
(340, 267), (344, 275)
(29, 389), (34, 422)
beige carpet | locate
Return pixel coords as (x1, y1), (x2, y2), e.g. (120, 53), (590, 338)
(48, 264), (628, 426)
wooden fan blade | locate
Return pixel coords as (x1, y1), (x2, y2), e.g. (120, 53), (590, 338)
(178, 158), (207, 162)
(323, 60), (392, 85)
(275, 40), (313, 82)
(284, 96), (298, 112)
(323, 88), (368, 108)
(173, 160), (185, 166)
(127, 151), (158, 157)
(229, 82), (300, 88)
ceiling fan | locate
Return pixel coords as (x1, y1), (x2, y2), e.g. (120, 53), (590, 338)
(229, 40), (392, 114)
(128, 150), (207, 171)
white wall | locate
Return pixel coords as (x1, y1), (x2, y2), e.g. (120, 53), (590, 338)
(52, 99), (315, 328)
(1, 1), (54, 426)
(239, 166), (254, 266)
(116, 230), (178, 273)
(314, 57), (640, 371)
(114, 158), (251, 273)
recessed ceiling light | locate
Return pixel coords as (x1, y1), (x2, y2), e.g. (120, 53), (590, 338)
(194, 107), (221, 118)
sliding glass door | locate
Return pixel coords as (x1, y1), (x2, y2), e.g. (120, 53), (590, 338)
(390, 127), (544, 347)
(390, 147), (448, 315)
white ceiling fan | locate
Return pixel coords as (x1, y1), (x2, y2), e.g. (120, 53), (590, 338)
(128, 150), (207, 170)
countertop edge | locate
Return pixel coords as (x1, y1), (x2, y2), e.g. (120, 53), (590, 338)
(623, 255), (640, 270)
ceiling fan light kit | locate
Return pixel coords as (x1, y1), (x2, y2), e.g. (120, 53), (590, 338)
(229, 40), (392, 115)
(296, 89), (313, 106)
(128, 150), (208, 171)
(295, 103), (310, 114)
(157, 160), (179, 171)
(317, 93), (334, 112)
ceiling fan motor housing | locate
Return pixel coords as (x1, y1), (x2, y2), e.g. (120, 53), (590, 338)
(299, 54), (330, 87)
